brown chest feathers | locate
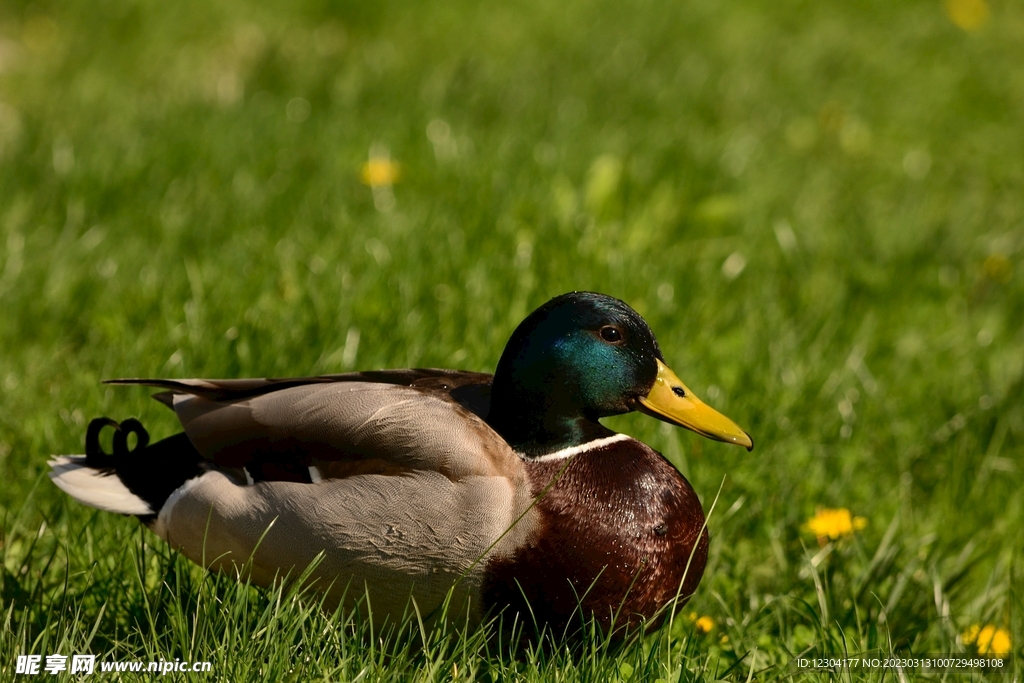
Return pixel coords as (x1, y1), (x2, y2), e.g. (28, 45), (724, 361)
(482, 437), (708, 636)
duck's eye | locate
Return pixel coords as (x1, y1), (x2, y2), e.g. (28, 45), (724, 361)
(599, 326), (622, 343)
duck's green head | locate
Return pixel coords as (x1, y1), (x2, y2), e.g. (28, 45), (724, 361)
(488, 292), (753, 456)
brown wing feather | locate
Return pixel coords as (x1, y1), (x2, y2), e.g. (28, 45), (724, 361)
(107, 369), (491, 405)
(109, 371), (512, 482)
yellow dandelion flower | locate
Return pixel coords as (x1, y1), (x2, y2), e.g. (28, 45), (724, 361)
(983, 254), (1012, 284)
(695, 616), (715, 634)
(963, 624), (1011, 657)
(803, 508), (867, 541)
(944, 0), (990, 31)
(360, 158), (401, 187)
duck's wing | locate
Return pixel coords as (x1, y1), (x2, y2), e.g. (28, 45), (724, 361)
(108, 370), (512, 482)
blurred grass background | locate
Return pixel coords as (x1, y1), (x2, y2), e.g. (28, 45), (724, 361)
(1, 0), (1022, 679)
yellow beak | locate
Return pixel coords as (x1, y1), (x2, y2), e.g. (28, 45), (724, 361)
(637, 359), (753, 451)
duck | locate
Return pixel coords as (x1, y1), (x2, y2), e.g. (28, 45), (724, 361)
(49, 291), (752, 637)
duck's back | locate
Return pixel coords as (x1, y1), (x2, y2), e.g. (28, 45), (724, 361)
(167, 377), (513, 480)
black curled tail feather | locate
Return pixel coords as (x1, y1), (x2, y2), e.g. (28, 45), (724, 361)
(85, 417), (149, 467)
(82, 416), (204, 519)
(85, 417), (121, 465)
(114, 418), (150, 457)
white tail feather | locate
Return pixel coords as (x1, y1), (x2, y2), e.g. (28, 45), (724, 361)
(48, 456), (154, 516)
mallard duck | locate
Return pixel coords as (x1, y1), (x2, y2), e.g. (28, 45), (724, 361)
(49, 292), (752, 636)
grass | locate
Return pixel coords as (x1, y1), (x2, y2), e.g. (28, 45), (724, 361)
(1, 0), (1022, 678)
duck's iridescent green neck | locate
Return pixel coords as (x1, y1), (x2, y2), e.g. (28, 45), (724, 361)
(486, 292), (661, 457)
(487, 398), (616, 456)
